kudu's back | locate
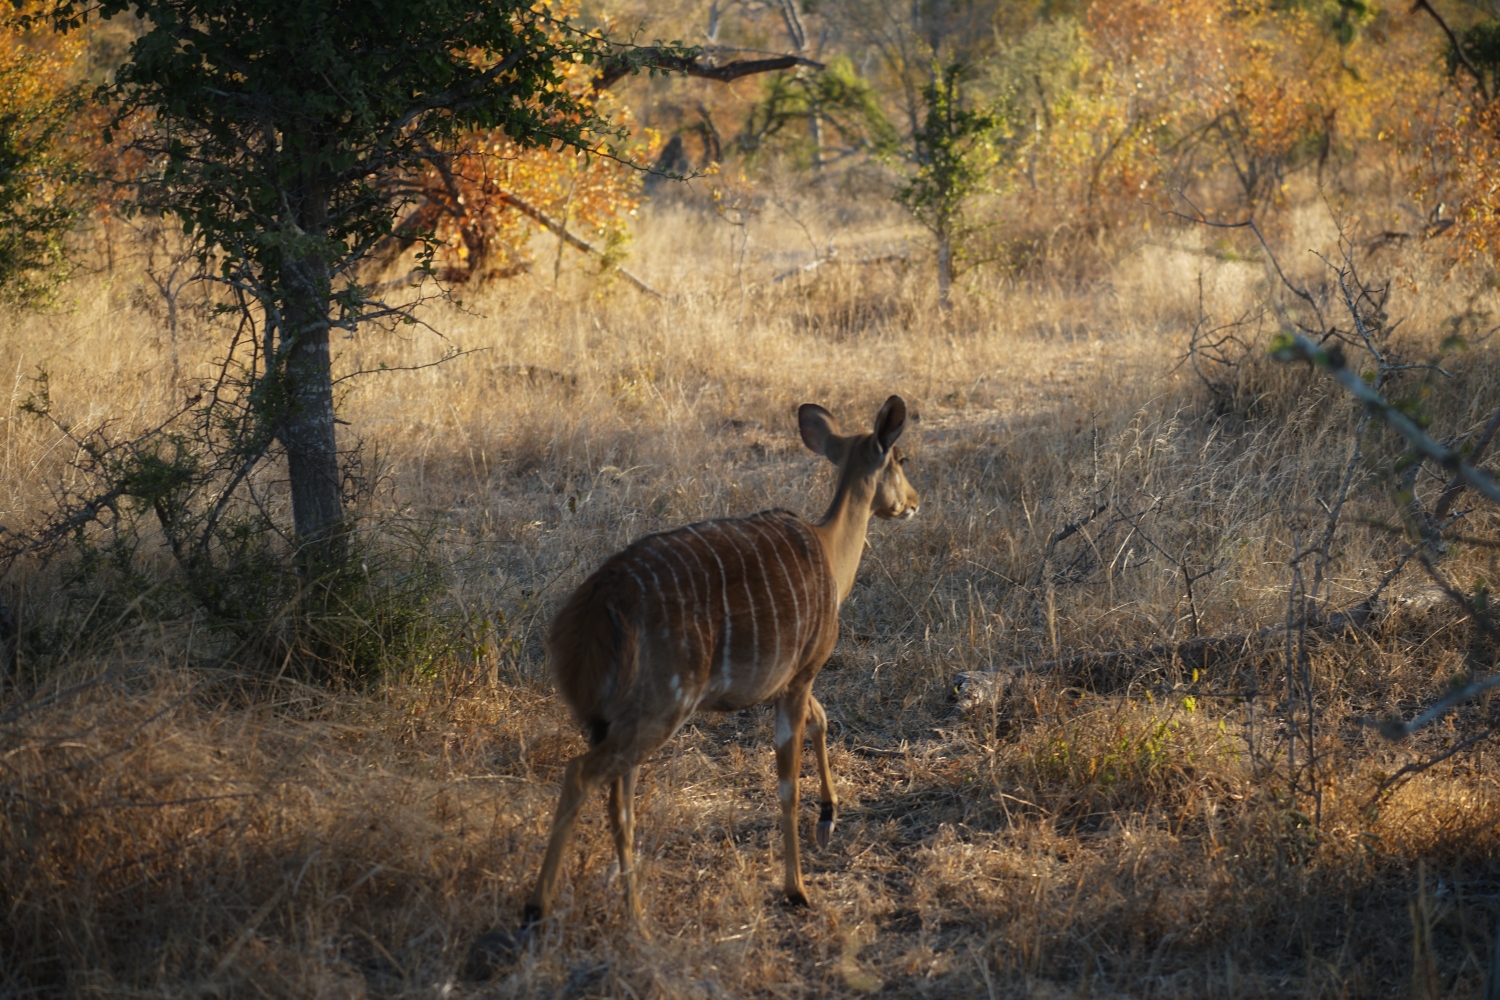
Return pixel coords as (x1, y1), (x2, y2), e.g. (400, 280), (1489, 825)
(547, 508), (839, 743)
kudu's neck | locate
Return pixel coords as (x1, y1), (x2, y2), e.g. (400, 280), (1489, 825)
(811, 462), (877, 605)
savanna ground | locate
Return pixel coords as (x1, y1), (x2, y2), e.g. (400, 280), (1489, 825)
(4, 187), (1500, 999)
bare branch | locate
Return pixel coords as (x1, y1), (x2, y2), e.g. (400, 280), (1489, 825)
(592, 48), (824, 92)
(1273, 332), (1500, 508)
(1368, 552), (1500, 740)
(1165, 208), (1325, 331)
(1410, 0), (1492, 103)
(331, 347), (488, 387)
(1434, 405), (1500, 519)
(953, 601), (1381, 713)
(496, 191), (671, 300)
(1035, 500), (1110, 587)
(1366, 726), (1498, 806)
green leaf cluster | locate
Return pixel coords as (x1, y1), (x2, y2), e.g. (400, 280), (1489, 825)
(42, 0), (628, 291)
(893, 62), (1004, 240)
(18, 0), (685, 661)
(1453, 17), (1500, 97)
(738, 56), (895, 161)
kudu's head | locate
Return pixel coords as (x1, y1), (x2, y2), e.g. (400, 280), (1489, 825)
(798, 395), (920, 520)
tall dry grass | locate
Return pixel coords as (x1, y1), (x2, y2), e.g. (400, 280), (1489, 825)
(3, 193), (1500, 997)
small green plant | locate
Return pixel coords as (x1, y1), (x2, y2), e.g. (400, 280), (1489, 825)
(1029, 707), (1240, 815)
(280, 526), (456, 683)
(1035, 716), (1177, 790)
(7, 0), (698, 635)
(892, 62), (1005, 309)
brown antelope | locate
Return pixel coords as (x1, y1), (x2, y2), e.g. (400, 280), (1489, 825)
(522, 396), (919, 928)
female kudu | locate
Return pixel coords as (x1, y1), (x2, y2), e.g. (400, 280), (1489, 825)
(524, 396), (919, 927)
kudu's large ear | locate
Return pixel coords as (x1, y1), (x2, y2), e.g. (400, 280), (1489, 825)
(799, 403), (848, 463)
(873, 396), (907, 453)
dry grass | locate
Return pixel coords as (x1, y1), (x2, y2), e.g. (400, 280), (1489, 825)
(4, 195), (1500, 998)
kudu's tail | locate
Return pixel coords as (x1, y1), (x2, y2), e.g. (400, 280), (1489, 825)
(545, 564), (640, 746)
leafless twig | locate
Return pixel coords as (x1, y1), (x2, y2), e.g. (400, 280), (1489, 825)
(1165, 206), (1326, 334)
(1370, 551), (1500, 740)
(1367, 727), (1498, 807)
(1035, 500), (1110, 588)
(1273, 333), (1500, 508)
(1434, 405), (1500, 520)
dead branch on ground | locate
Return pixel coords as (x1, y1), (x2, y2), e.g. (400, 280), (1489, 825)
(770, 252), (910, 284)
(954, 599), (1384, 714)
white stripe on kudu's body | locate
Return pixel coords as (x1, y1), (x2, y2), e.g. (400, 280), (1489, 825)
(521, 396), (920, 931)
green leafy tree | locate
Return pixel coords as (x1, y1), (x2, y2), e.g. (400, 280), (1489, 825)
(735, 56), (896, 166)
(40, 0), (643, 570)
(894, 63), (1002, 309)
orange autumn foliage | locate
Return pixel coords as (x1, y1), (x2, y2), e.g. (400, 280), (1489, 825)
(0, 4), (100, 297)
(1017, 0), (1445, 236)
(397, 5), (658, 284)
(1420, 93), (1500, 269)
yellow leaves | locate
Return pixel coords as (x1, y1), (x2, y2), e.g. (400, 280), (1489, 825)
(1426, 101), (1500, 269)
(1015, 0), (1446, 230)
(0, 7), (83, 116)
(394, 0), (655, 283)
(415, 119), (655, 282)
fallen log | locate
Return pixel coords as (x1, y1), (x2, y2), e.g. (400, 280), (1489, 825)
(953, 598), (1397, 714)
(770, 252), (909, 284)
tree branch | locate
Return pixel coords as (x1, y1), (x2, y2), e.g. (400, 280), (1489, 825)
(1434, 405), (1500, 519)
(496, 191), (670, 300)
(1411, 0), (1492, 103)
(593, 49), (823, 92)
(1272, 332), (1500, 508)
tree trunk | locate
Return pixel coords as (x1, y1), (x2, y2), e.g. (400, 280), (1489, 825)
(936, 227), (953, 310)
(282, 316), (342, 567)
(0, 585), (17, 681)
(278, 246), (344, 570)
(808, 106), (824, 170)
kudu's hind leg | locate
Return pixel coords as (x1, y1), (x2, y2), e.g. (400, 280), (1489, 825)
(524, 746), (624, 925)
(806, 695), (838, 849)
(607, 765), (644, 930)
(773, 691), (811, 905)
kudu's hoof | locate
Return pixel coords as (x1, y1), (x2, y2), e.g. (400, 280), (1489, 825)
(464, 926), (531, 980)
(784, 887), (811, 908)
(816, 803), (837, 849)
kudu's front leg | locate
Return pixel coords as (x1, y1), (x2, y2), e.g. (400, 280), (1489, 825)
(806, 695), (838, 849)
(773, 691), (811, 905)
